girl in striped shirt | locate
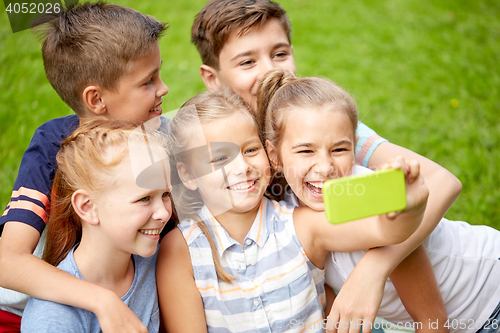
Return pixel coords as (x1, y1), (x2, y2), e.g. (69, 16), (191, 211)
(157, 89), (428, 332)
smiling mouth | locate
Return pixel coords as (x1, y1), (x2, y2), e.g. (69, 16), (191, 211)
(306, 181), (324, 195)
(227, 180), (257, 191)
(139, 228), (161, 235)
(149, 103), (162, 113)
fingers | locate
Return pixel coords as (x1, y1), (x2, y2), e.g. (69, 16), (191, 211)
(326, 312), (374, 333)
(361, 315), (376, 333)
(326, 310), (340, 333)
(406, 159), (420, 184)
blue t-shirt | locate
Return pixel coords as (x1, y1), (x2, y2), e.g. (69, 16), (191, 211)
(20, 246), (159, 333)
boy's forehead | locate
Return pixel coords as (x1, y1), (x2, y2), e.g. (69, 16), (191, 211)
(220, 18), (291, 61)
(127, 44), (161, 73)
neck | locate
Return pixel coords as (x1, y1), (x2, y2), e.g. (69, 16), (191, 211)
(212, 201), (261, 245)
(74, 232), (135, 298)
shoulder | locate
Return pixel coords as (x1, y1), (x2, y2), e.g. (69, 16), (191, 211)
(176, 218), (205, 246)
(22, 297), (87, 332)
(36, 115), (79, 136)
(31, 115), (79, 148)
(267, 197), (295, 219)
(0, 116), (79, 232)
(157, 227), (195, 287)
(56, 247), (81, 277)
(20, 114), (79, 167)
(158, 227), (193, 268)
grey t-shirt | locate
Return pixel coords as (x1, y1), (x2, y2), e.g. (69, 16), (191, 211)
(20, 246), (159, 333)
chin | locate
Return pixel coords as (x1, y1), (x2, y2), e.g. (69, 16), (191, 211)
(138, 248), (157, 258)
(302, 198), (325, 212)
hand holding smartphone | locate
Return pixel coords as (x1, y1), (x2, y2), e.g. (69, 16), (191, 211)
(323, 168), (407, 224)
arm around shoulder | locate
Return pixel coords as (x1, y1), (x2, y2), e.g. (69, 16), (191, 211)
(157, 228), (207, 333)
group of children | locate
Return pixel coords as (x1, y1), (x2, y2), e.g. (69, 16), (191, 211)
(0, 1), (499, 333)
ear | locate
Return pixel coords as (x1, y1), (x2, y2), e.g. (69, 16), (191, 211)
(265, 140), (281, 171)
(72, 190), (99, 226)
(200, 65), (222, 92)
(82, 85), (106, 116)
(176, 162), (198, 191)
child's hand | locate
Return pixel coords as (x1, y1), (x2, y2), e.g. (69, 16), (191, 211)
(380, 156), (429, 220)
(326, 263), (385, 333)
(96, 291), (148, 333)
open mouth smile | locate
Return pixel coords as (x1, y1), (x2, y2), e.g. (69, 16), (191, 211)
(139, 228), (162, 236)
(306, 181), (324, 196)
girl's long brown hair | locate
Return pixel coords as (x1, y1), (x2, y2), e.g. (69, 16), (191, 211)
(43, 117), (166, 266)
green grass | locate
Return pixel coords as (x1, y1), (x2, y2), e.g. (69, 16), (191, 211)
(0, 0), (499, 228)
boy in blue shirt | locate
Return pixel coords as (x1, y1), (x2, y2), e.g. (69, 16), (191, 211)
(0, 3), (169, 332)
(184, 0), (460, 331)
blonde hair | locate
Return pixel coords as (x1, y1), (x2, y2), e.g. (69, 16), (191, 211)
(44, 117), (168, 266)
(257, 69), (358, 167)
(169, 89), (256, 283)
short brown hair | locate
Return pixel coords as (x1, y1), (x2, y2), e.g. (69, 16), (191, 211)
(36, 2), (168, 115)
(191, 0), (291, 70)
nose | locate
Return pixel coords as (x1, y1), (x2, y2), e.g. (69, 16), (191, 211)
(152, 196), (171, 222)
(313, 155), (337, 178)
(230, 153), (252, 176)
(257, 58), (275, 83)
(157, 78), (169, 97)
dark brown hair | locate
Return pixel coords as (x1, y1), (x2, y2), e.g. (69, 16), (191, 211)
(191, 0), (291, 69)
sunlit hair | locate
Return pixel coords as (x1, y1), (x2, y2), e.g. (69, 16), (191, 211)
(169, 89), (256, 283)
(34, 1), (168, 115)
(191, 0), (291, 70)
(257, 68), (358, 167)
(43, 117), (167, 267)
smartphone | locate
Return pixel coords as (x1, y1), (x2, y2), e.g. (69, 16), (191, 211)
(323, 168), (407, 224)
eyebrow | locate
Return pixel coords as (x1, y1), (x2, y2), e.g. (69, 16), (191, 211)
(230, 42), (291, 63)
(230, 50), (255, 63)
(291, 140), (352, 150)
(246, 138), (261, 145)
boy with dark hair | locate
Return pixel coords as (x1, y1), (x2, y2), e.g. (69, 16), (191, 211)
(187, 1), (460, 332)
(0, 2), (169, 332)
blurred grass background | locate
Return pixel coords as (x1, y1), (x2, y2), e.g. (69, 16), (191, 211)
(0, 0), (498, 228)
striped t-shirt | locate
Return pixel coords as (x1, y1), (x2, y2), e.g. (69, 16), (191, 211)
(178, 197), (324, 332)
